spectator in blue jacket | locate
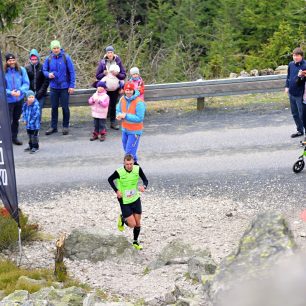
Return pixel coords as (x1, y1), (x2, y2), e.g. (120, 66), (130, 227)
(22, 91), (40, 154)
(4, 53), (30, 145)
(43, 40), (75, 135)
(285, 47), (306, 138)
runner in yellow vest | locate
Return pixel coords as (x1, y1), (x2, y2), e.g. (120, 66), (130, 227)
(108, 154), (148, 250)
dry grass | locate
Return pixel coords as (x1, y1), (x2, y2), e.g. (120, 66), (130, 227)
(41, 92), (289, 125)
(146, 92), (289, 112)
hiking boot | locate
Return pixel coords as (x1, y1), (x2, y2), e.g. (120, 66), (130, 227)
(110, 121), (120, 130)
(24, 147), (31, 152)
(132, 241), (143, 250)
(62, 127), (69, 135)
(30, 148), (39, 154)
(12, 138), (23, 145)
(291, 131), (303, 138)
(45, 128), (58, 135)
(117, 215), (124, 232)
(90, 133), (99, 141)
(99, 134), (106, 142)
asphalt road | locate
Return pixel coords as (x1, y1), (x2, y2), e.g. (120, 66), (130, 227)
(14, 106), (306, 211)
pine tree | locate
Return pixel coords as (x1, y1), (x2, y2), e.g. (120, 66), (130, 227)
(206, 0), (242, 78)
(0, 0), (25, 30)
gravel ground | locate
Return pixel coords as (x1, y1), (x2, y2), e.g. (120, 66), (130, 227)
(12, 179), (306, 303)
(4, 106), (306, 303)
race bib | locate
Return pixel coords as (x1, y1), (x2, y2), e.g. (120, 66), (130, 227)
(125, 189), (136, 198)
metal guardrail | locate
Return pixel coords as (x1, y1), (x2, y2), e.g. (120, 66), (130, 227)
(45, 74), (287, 111)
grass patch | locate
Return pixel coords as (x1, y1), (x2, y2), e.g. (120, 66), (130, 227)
(0, 207), (39, 251)
(0, 259), (92, 296)
(143, 266), (150, 275)
(0, 260), (53, 295)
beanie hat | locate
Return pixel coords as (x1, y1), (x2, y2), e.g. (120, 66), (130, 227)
(130, 67), (139, 75)
(97, 81), (107, 88)
(124, 82), (135, 91)
(5, 53), (15, 62)
(50, 40), (61, 49)
(109, 64), (120, 73)
(105, 45), (115, 52)
(26, 90), (35, 98)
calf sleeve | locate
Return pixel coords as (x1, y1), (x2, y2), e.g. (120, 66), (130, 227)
(133, 226), (141, 242)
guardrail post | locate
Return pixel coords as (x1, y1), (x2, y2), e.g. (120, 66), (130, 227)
(197, 97), (205, 111)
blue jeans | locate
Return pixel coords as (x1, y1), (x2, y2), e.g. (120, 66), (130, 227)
(93, 118), (106, 133)
(122, 132), (141, 161)
(37, 96), (45, 122)
(289, 94), (304, 133)
(50, 88), (70, 129)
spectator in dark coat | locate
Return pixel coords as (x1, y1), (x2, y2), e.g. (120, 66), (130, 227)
(25, 49), (49, 122)
(285, 47), (306, 138)
(95, 45), (126, 130)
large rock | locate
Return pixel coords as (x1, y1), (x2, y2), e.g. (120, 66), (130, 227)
(0, 290), (29, 304)
(259, 68), (274, 75)
(220, 253), (306, 306)
(31, 286), (86, 305)
(208, 212), (296, 305)
(64, 229), (138, 263)
(249, 69), (259, 76)
(148, 239), (211, 270)
(274, 65), (288, 75)
(239, 70), (250, 78)
(188, 256), (217, 282)
(229, 73), (238, 78)
(0, 286), (103, 306)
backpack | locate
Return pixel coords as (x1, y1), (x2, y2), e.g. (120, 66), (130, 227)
(48, 53), (67, 66)
(47, 53), (70, 81)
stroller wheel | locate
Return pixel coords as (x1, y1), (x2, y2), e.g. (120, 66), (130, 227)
(293, 159), (305, 173)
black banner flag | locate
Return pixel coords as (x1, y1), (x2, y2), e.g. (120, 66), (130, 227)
(0, 50), (19, 225)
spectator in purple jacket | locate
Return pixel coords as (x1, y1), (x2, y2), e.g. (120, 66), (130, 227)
(95, 46), (126, 130)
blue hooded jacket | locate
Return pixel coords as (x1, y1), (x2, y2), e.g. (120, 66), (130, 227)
(22, 99), (41, 130)
(43, 49), (75, 89)
(5, 66), (30, 103)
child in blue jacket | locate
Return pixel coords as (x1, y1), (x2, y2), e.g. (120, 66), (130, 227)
(22, 91), (41, 153)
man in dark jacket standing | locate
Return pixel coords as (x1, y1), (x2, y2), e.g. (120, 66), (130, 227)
(95, 46), (126, 130)
(43, 40), (75, 135)
(4, 53), (30, 145)
(285, 47), (306, 138)
(25, 49), (49, 122)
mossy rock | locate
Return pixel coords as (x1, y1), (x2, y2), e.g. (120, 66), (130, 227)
(64, 229), (138, 263)
(208, 212), (296, 305)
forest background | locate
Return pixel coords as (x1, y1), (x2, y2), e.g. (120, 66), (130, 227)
(0, 0), (305, 88)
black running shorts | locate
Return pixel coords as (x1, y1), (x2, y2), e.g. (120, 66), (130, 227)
(118, 197), (142, 218)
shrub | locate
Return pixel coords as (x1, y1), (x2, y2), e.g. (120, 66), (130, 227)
(0, 207), (39, 251)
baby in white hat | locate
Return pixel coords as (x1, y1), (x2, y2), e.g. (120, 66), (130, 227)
(128, 67), (145, 100)
(101, 64), (124, 91)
